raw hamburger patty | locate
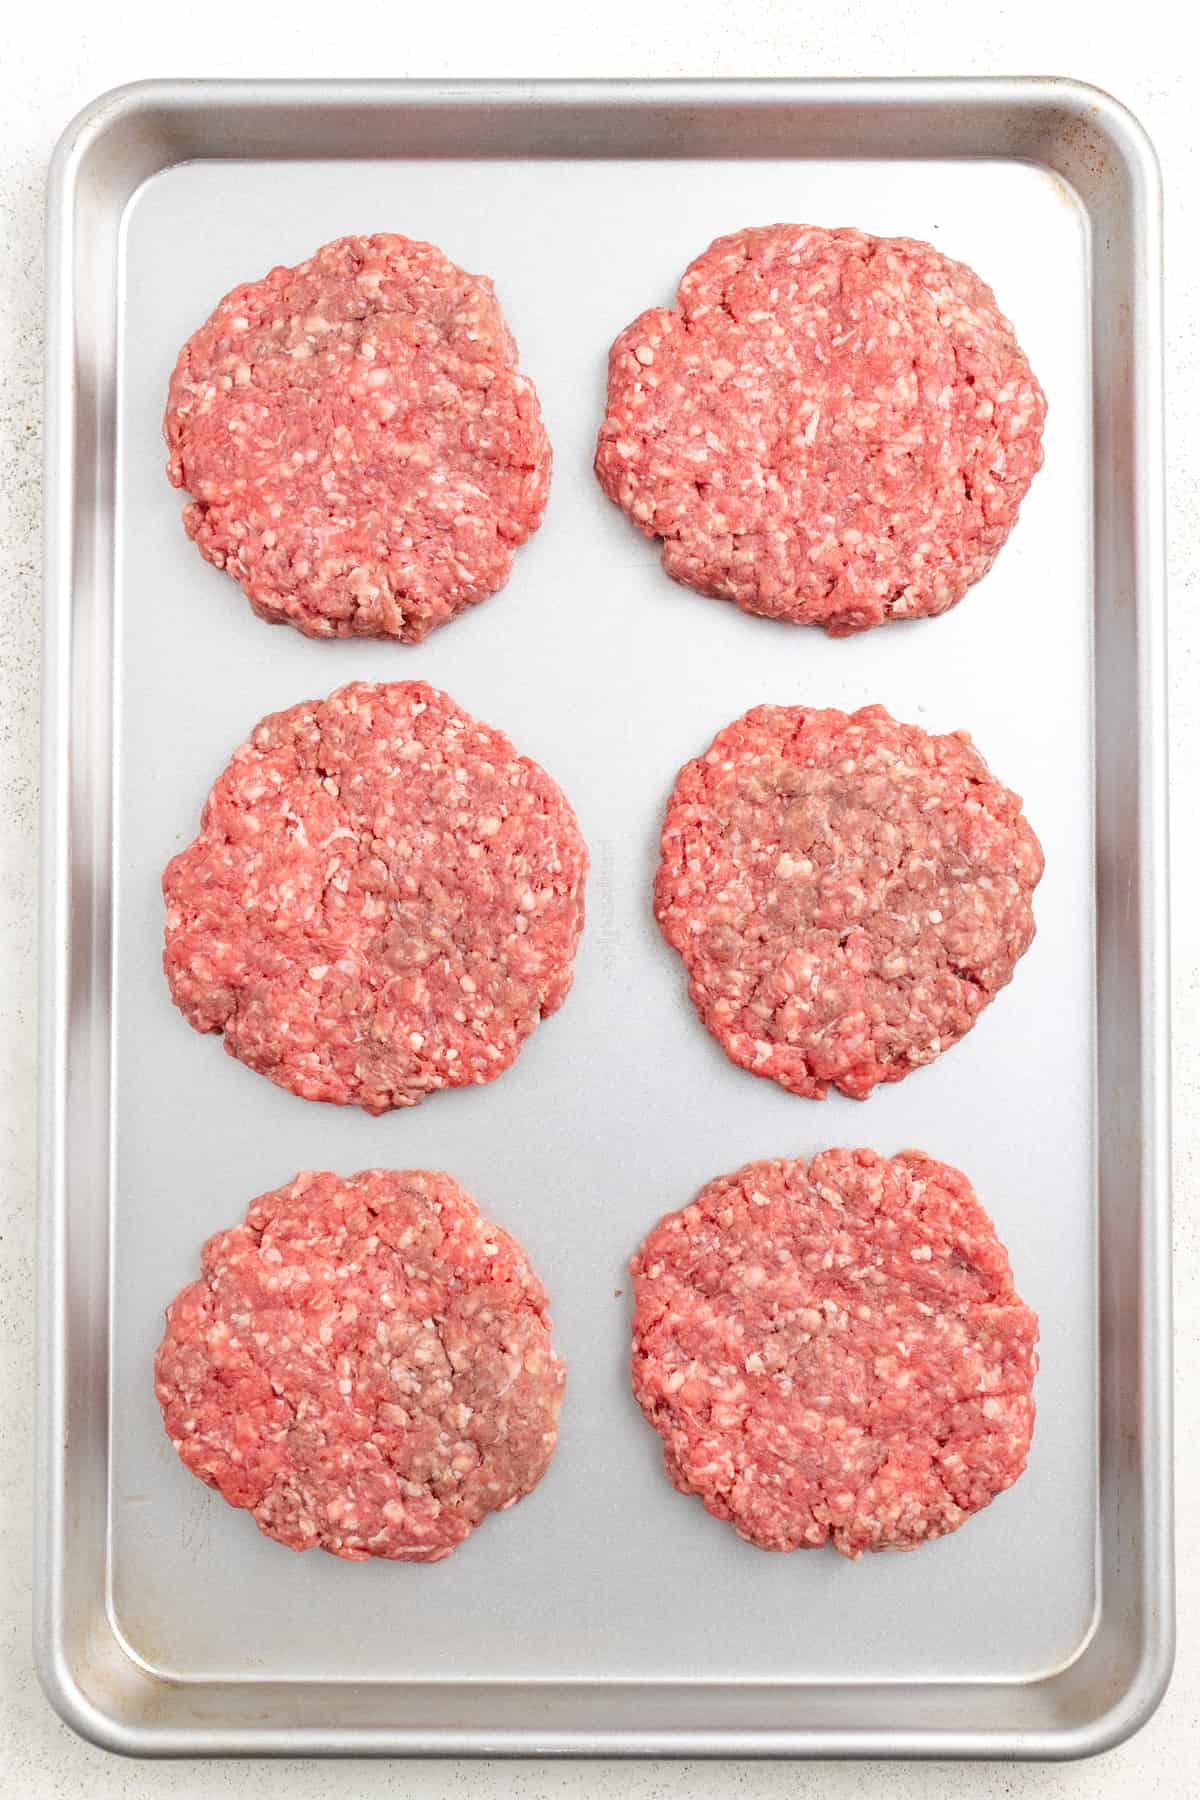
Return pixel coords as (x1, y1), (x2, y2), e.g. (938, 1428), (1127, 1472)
(165, 233), (551, 642)
(163, 681), (587, 1112)
(654, 704), (1043, 1100)
(595, 224), (1046, 633)
(631, 1148), (1038, 1557)
(156, 1169), (565, 1561)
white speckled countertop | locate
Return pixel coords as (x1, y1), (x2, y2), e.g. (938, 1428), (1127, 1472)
(2, 3), (1195, 1793)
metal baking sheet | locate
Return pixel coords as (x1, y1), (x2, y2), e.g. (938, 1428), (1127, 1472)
(37, 78), (1171, 1758)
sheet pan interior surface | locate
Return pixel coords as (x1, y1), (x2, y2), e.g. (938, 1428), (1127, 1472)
(39, 80), (1170, 1758)
(110, 153), (1094, 1684)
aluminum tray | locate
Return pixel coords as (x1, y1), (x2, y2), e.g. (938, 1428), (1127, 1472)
(38, 78), (1170, 1759)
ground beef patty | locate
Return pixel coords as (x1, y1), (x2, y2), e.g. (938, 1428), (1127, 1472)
(165, 233), (551, 642)
(655, 704), (1042, 1100)
(163, 681), (587, 1112)
(156, 1169), (565, 1561)
(632, 1148), (1037, 1557)
(596, 224), (1045, 633)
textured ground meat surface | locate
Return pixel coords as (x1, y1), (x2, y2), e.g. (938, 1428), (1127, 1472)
(163, 681), (587, 1112)
(156, 1169), (565, 1561)
(165, 233), (551, 642)
(631, 1148), (1037, 1557)
(596, 224), (1045, 634)
(655, 703), (1043, 1100)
